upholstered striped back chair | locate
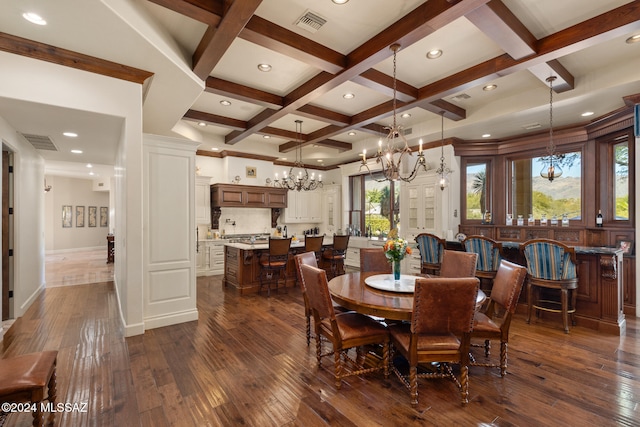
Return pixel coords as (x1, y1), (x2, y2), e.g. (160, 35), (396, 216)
(521, 239), (578, 333)
(414, 233), (445, 275)
(462, 236), (503, 295)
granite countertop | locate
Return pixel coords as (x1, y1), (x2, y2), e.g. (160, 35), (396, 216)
(225, 236), (334, 251)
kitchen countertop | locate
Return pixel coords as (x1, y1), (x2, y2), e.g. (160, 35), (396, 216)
(225, 236), (334, 251)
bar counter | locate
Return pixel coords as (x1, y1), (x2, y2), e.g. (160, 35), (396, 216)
(223, 237), (334, 295)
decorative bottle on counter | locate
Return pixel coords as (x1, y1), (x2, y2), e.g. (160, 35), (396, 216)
(517, 215), (524, 226)
(561, 213), (569, 227)
(527, 214), (534, 226)
(540, 214), (547, 226)
(283, 225), (288, 238)
(506, 213), (513, 226)
(596, 210), (603, 227)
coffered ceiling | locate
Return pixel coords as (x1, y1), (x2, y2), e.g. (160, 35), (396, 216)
(1, 0), (639, 177)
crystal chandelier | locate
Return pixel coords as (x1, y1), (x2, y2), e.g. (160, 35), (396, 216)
(435, 111), (452, 190)
(540, 76), (563, 182)
(273, 120), (323, 191)
(360, 44), (427, 182)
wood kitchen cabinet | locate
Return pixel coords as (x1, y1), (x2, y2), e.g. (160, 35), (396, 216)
(400, 174), (441, 241)
(210, 184), (288, 229)
(284, 189), (322, 223)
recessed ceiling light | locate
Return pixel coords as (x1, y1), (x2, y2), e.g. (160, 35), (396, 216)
(343, 93), (355, 99)
(348, 131), (356, 136)
(401, 113), (411, 118)
(197, 122), (206, 127)
(332, 0), (349, 4)
(263, 135), (270, 139)
(71, 149), (83, 154)
(482, 134), (491, 138)
(426, 49), (442, 59)
(86, 163), (93, 168)
(317, 159), (323, 162)
(626, 34), (640, 44)
(23, 12), (46, 25)
(483, 84), (497, 91)
(281, 157), (287, 161)
(63, 132), (78, 137)
(211, 147), (219, 151)
(257, 63), (272, 72)
(220, 100), (231, 106)
(581, 111), (595, 117)
(89, 171), (95, 176)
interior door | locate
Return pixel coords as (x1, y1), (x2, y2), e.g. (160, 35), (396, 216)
(2, 150), (10, 321)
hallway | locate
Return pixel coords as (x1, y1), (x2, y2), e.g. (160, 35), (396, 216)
(45, 249), (114, 288)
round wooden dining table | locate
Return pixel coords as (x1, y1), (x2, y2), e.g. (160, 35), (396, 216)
(328, 272), (486, 321)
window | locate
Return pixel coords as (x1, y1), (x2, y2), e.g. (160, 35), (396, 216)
(464, 161), (488, 221)
(510, 151), (582, 221)
(613, 137), (629, 220)
(350, 173), (399, 236)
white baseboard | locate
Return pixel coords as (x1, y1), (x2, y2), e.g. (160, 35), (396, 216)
(144, 309), (199, 331)
(46, 246), (105, 255)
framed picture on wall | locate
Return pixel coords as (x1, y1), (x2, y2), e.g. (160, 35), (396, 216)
(100, 207), (108, 227)
(88, 206), (97, 227)
(62, 205), (72, 228)
(76, 206), (85, 227)
(246, 166), (256, 178)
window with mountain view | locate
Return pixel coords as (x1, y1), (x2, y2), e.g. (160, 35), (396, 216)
(614, 138), (629, 220)
(511, 151), (582, 221)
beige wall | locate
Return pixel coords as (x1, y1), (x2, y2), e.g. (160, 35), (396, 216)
(44, 175), (110, 252)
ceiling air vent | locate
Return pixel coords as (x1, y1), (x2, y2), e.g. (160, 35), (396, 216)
(295, 10), (327, 33)
(404, 127), (412, 136)
(522, 123), (542, 130)
(22, 134), (58, 151)
(450, 93), (471, 102)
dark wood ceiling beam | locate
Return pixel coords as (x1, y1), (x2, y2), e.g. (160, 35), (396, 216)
(0, 32), (153, 84)
(192, 0), (262, 80)
(316, 139), (352, 152)
(146, 0), (224, 26)
(351, 68), (418, 102)
(233, 0), (487, 146)
(260, 126), (298, 140)
(279, 124), (345, 152)
(527, 59), (575, 93)
(184, 109), (246, 130)
(295, 104), (351, 126)
(465, 0), (536, 60)
(204, 77), (283, 109)
(295, 1), (640, 146)
(419, 99), (467, 121)
(240, 15), (345, 74)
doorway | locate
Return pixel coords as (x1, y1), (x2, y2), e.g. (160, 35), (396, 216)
(2, 148), (14, 321)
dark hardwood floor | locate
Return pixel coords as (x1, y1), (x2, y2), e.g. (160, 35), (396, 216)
(1, 274), (639, 426)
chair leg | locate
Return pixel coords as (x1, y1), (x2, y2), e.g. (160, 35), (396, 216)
(460, 365), (470, 405)
(561, 288), (570, 333)
(500, 341), (508, 377)
(484, 339), (491, 357)
(334, 350), (343, 389)
(305, 313), (311, 346)
(571, 288), (577, 326)
(526, 282), (533, 324)
(409, 365), (418, 407)
(382, 342), (389, 378)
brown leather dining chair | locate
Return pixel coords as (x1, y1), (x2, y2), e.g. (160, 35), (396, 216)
(295, 251), (351, 346)
(470, 260), (527, 376)
(300, 263), (390, 389)
(259, 237), (292, 296)
(439, 250), (478, 278)
(359, 247), (392, 273)
(389, 277), (479, 406)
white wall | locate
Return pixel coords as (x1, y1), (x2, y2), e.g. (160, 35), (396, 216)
(0, 116), (46, 325)
(44, 175), (110, 252)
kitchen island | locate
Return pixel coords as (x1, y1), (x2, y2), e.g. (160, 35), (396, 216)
(223, 237), (334, 294)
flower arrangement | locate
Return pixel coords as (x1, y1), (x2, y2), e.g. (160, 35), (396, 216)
(383, 229), (412, 263)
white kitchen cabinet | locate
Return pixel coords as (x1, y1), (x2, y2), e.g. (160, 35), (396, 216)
(344, 236), (370, 269)
(401, 174), (441, 241)
(322, 184), (341, 235)
(196, 240), (226, 276)
(195, 175), (212, 225)
(284, 189), (322, 223)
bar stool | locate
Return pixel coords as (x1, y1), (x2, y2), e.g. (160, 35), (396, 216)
(259, 237), (292, 296)
(304, 235), (324, 264)
(414, 233), (445, 275)
(0, 350), (58, 427)
(322, 234), (349, 280)
(521, 239), (578, 333)
(462, 235), (503, 295)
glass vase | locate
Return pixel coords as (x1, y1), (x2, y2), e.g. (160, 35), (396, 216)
(393, 260), (401, 281)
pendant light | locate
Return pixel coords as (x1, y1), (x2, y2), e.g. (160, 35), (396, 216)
(540, 76), (563, 182)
